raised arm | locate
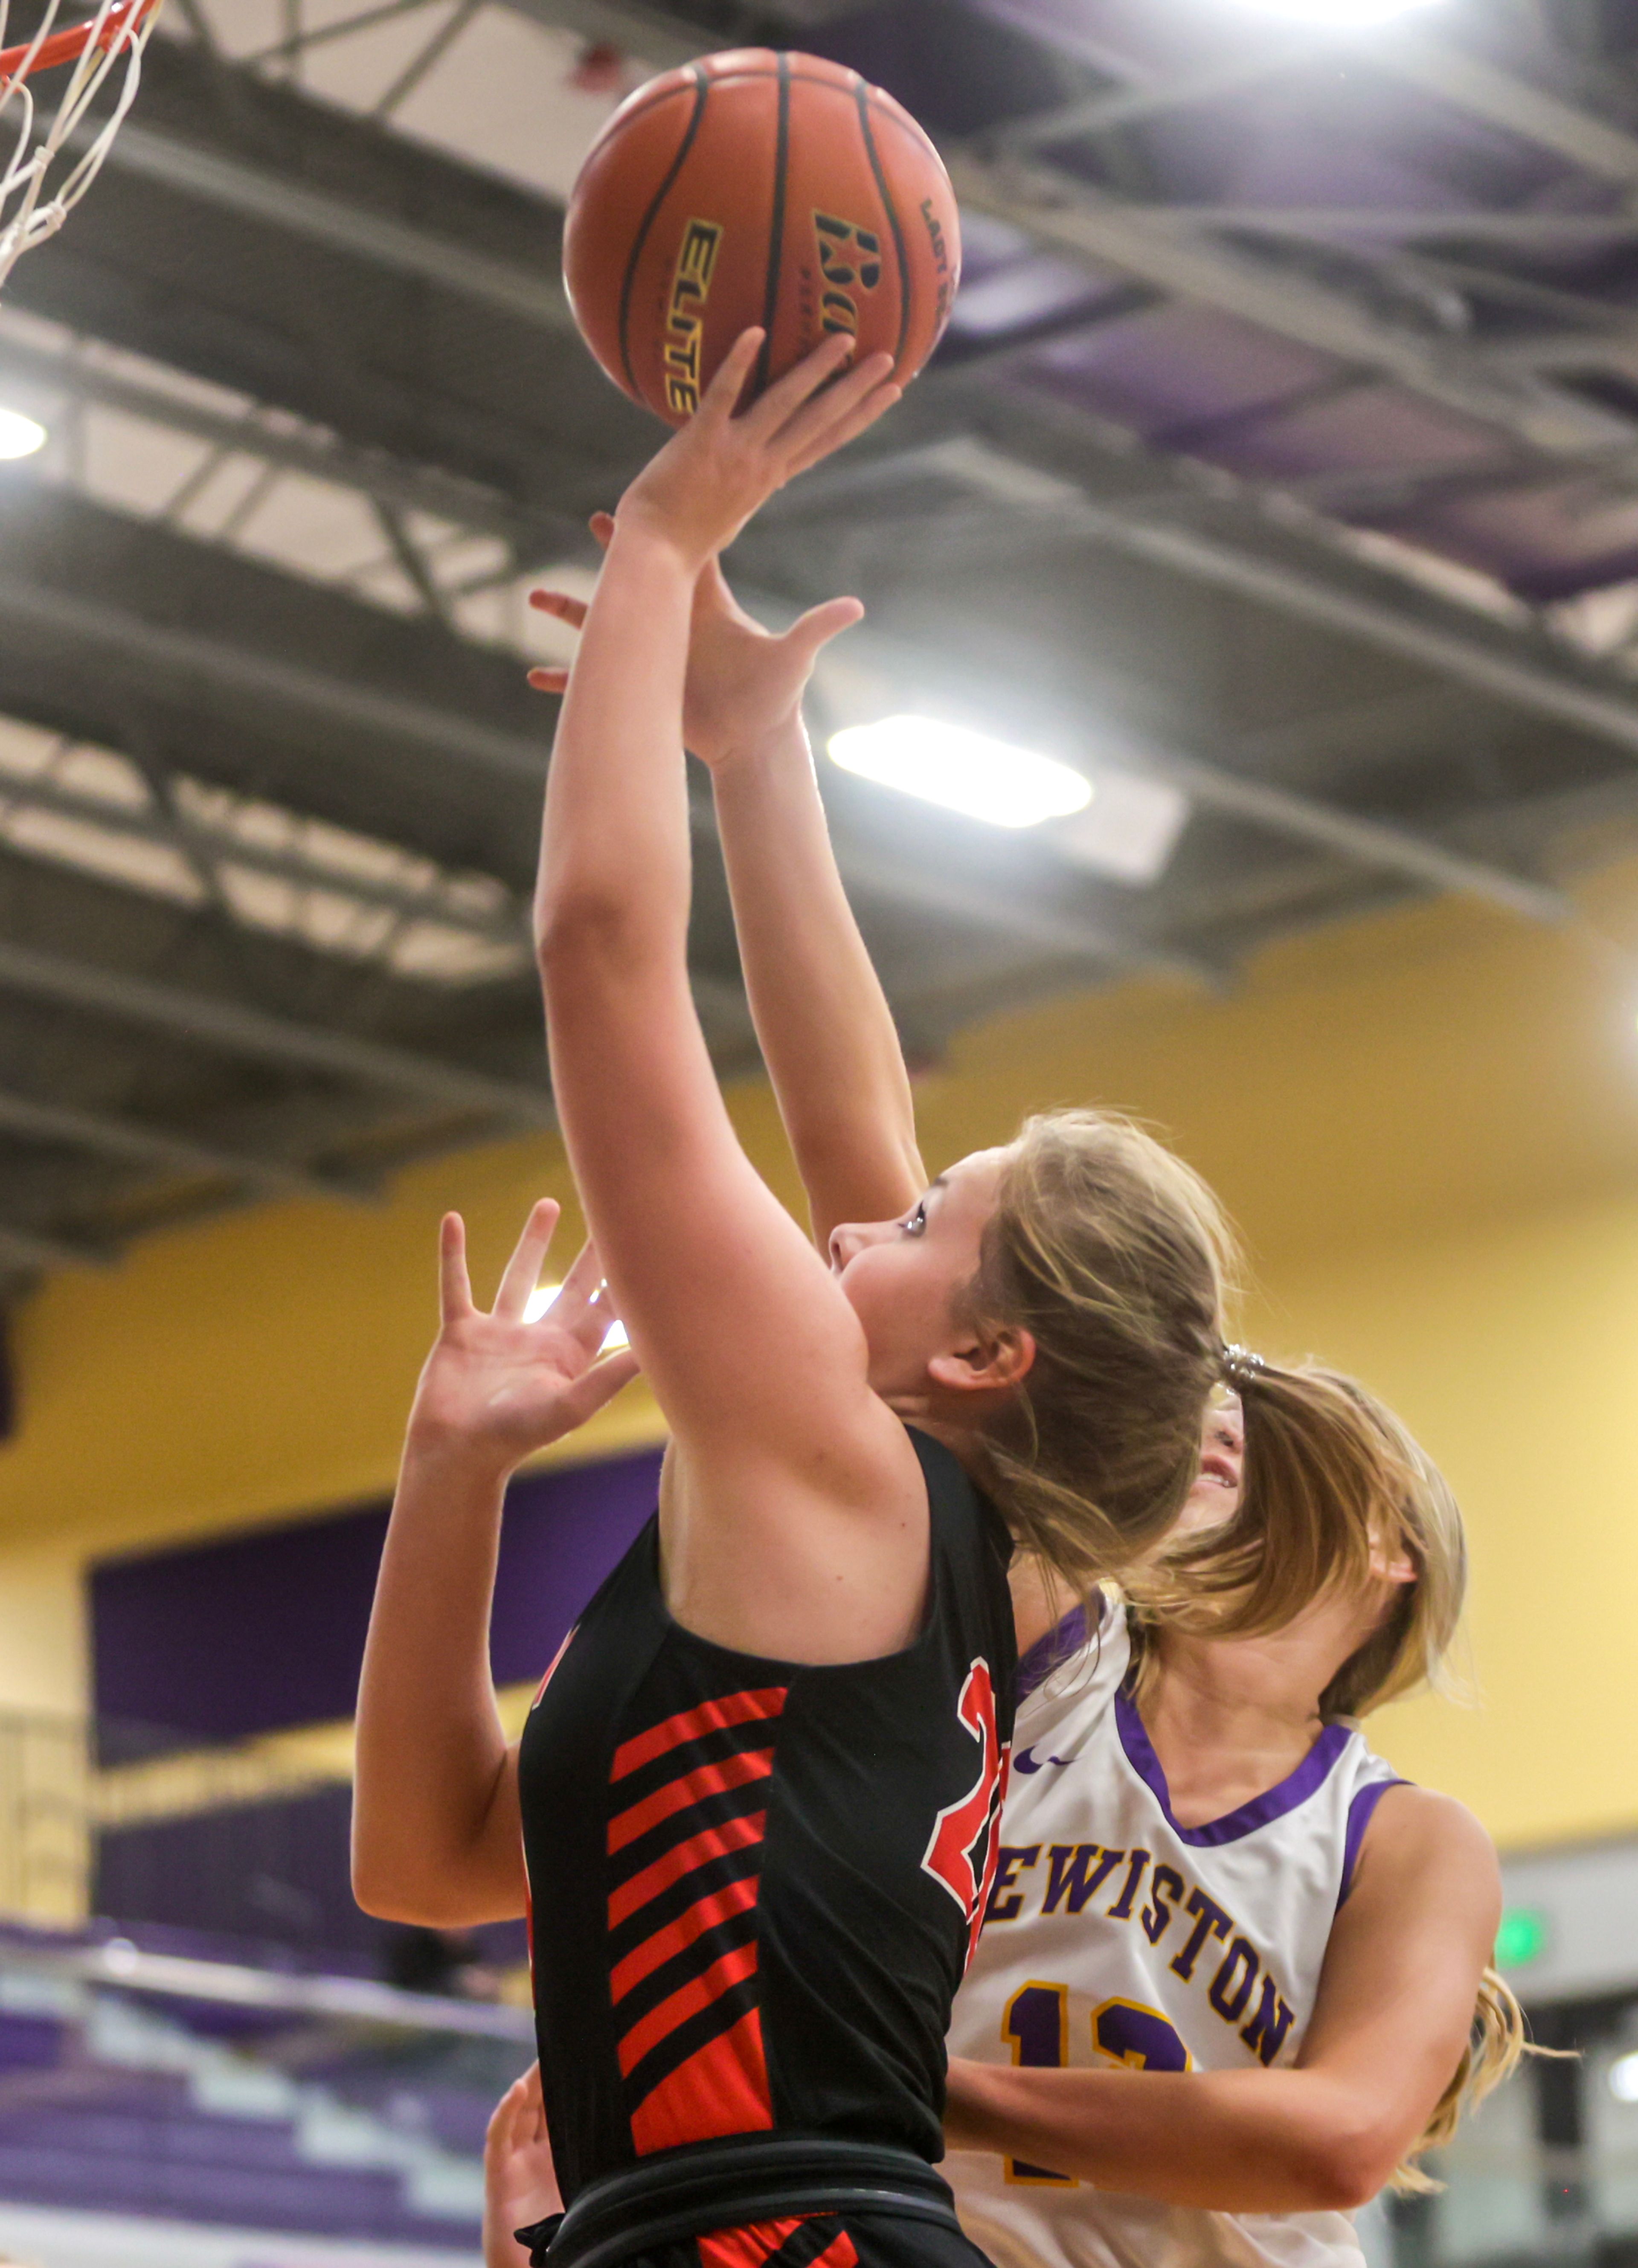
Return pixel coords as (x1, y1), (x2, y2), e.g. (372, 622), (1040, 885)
(531, 534), (924, 1253)
(943, 1787), (1503, 2212)
(352, 1207), (636, 1926)
(534, 334), (931, 1665)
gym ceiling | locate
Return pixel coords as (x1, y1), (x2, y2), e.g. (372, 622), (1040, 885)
(1, 0), (1637, 1284)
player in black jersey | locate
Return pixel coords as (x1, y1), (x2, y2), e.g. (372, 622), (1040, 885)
(354, 334), (1236, 2268)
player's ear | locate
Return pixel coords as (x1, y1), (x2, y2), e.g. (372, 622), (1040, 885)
(928, 1326), (1034, 1398)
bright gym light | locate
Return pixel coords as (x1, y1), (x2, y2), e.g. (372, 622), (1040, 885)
(1610, 2053), (1638, 2105)
(828, 716), (1093, 831)
(0, 406), (46, 460)
(1231, 0), (1443, 20)
(524, 1282), (630, 1351)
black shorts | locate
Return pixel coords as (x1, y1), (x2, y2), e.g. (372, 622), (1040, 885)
(630, 2208), (997, 2268)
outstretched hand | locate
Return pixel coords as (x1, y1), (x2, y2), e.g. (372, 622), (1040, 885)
(407, 1200), (639, 1472)
(530, 515), (860, 772)
(484, 2062), (560, 2268)
(613, 326), (900, 570)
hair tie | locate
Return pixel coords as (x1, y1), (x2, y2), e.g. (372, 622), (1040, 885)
(1220, 1343), (1265, 1391)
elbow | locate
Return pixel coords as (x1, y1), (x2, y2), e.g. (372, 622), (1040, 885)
(534, 888), (640, 980)
(350, 1846), (415, 1925)
(352, 1857), (471, 1931)
(1294, 2126), (1402, 2213)
(351, 1835), (447, 1929)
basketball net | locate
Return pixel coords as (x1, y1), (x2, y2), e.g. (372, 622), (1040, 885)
(0, 0), (160, 290)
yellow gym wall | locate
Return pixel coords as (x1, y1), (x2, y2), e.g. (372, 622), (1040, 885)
(3, 863), (1638, 1851)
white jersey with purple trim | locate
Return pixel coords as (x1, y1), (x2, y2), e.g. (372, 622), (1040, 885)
(944, 1601), (1404, 2268)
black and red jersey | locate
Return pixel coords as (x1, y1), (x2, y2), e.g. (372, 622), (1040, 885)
(517, 1427), (1017, 2206)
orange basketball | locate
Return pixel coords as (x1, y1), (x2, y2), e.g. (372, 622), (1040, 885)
(563, 49), (961, 427)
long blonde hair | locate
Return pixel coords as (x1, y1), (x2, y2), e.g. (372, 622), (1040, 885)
(1130, 1361), (1532, 2185)
(965, 1110), (1234, 1596)
(1134, 1363), (1467, 1712)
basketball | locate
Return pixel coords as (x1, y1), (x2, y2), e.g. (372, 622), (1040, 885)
(563, 49), (961, 426)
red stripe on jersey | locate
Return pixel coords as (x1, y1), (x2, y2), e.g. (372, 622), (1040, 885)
(809, 2230), (860, 2268)
(629, 2004), (774, 2155)
(697, 2219), (806, 2268)
(607, 1811), (766, 1929)
(610, 1873), (761, 2003)
(607, 1749), (775, 1855)
(616, 1940), (759, 2076)
(612, 1688), (788, 1781)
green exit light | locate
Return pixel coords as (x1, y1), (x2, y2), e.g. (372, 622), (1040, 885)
(1496, 1908), (1549, 1969)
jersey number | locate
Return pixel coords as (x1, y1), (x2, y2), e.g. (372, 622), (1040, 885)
(922, 1659), (1009, 1968)
(999, 1987), (1191, 2186)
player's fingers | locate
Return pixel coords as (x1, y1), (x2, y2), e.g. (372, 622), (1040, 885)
(588, 511), (616, 548)
(549, 1244), (615, 1353)
(555, 1237), (605, 1309)
(787, 378), (900, 477)
(494, 1198), (561, 1319)
(528, 590), (589, 627)
(777, 352), (895, 462)
(528, 667), (570, 694)
(556, 1344), (641, 1429)
(781, 595), (864, 667)
(698, 328), (764, 425)
(745, 329), (856, 436)
(439, 1212), (473, 1323)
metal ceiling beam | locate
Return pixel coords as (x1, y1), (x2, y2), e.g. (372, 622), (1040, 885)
(104, 122), (574, 333)
(882, 433), (1638, 776)
(0, 572), (552, 788)
(496, 0), (694, 58)
(0, 513), (1196, 993)
(10, 322), (1576, 932)
(992, 41), (1311, 152)
(941, 151), (1610, 458)
(814, 824), (1218, 987)
(0, 1085), (367, 1205)
(1368, 29), (1638, 188)
(0, 327), (592, 559)
(0, 937), (555, 1124)
(0, 762), (531, 950)
(1124, 204), (1638, 246)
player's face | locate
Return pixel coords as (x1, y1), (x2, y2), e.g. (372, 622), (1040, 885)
(830, 1149), (1009, 1406)
(1172, 1391), (1244, 1539)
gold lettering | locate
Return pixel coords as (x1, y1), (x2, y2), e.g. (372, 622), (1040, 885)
(662, 220), (724, 417)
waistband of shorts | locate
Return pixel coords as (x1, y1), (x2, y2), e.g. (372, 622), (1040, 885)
(517, 2135), (962, 2268)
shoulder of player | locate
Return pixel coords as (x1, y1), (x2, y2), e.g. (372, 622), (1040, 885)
(1349, 1782), (1499, 1904)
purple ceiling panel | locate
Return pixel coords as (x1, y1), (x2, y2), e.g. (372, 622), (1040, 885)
(1023, 302), (1339, 443)
(950, 252), (1132, 339)
(1199, 381), (1507, 486)
(1367, 477), (1638, 603)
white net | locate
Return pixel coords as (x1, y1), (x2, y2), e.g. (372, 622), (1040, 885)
(0, 0), (158, 290)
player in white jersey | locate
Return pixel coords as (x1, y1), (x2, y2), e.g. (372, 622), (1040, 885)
(942, 1384), (1522, 2268)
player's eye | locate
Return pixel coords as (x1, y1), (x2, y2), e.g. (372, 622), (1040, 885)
(902, 1198), (928, 1237)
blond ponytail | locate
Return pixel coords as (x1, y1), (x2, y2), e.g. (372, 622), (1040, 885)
(1132, 1362), (1467, 1717)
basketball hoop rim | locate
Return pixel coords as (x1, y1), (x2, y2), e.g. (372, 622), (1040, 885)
(0, 0), (159, 88)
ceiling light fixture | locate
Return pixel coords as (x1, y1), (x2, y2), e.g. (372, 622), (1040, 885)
(524, 1282), (630, 1351)
(1231, 0), (1445, 21)
(0, 406), (46, 460)
(1610, 2051), (1638, 2105)
(828, 715), (1093, 830)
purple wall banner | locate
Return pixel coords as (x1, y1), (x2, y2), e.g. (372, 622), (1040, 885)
(91, 1448), (663, 1758)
